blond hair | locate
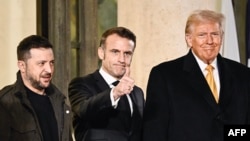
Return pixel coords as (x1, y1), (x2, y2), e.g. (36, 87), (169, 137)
(185, 9), (225, 34)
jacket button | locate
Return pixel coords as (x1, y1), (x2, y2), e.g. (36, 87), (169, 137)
(66, 110), (70, 114)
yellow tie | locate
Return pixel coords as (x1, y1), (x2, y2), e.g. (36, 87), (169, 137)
(205, 65), (219, 103)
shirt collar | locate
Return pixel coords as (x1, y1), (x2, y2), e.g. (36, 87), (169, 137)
(99, 67), (117, 86)
(191, 50), (218, 72)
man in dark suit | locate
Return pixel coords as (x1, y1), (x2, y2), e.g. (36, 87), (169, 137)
(69, 27), (145, 141)
(142, 9), (250, 141)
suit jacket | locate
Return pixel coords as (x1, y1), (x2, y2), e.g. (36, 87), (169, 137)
(143, 50), (250, 141)
(68, 70), (145, 141)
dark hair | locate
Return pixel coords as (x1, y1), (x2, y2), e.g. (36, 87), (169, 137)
(99, 26), (136, 48)
(17, 35), (53, 61)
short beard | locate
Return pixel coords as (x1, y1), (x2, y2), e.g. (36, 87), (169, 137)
(29, 75), (48, 91)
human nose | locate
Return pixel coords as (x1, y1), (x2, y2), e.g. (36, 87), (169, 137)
(118, 53), (125, 62)
(44, 63), (54, 73)
(206, 34), (213, 44)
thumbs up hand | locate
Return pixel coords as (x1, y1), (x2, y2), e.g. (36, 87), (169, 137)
(113, 66), (135, 100)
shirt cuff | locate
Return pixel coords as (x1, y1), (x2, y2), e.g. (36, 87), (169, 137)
(110, 87), (120, 108)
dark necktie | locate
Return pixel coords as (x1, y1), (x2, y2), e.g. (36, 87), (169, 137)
(112, 80), (132, 131)
(112, 80), (120, 87)
(112, 80), (132, 114)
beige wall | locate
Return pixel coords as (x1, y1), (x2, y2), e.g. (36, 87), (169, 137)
(118, 0), (220, 95)
(0, 0), (36, 89)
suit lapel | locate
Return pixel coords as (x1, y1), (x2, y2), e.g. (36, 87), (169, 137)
(92, 70), (110, 91)
(129, 90), (143, 134)
(130, 89), (144, 117)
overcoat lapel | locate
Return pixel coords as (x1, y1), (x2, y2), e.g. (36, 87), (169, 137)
(183, 51), (218, 111)
(216, 56), (234, 110)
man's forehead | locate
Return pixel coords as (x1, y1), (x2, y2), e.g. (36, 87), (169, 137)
(28, 48), (54, 59)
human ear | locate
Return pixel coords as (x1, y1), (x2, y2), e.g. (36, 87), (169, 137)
(98, 47), (104, 60)
(185, 34), (192, 47)
(17, 60), (26, 72)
